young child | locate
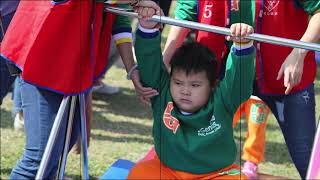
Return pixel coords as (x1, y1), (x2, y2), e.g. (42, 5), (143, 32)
(128, 7), (256, 179)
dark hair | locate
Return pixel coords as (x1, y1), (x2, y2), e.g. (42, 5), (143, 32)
(170, 42), (218, 86)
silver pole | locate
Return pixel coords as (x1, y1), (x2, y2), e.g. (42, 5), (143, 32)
(105, 7), (320, 52)
(306, 116), (320, 179)
(57, 96), (77, 180)
(79, 94), (89, 179)
(36, 96), (70, 180)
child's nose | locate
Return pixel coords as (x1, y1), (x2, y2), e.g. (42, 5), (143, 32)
(181, 87), (191, 95)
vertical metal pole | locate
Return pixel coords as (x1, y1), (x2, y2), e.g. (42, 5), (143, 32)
(79, 94), (89, 179)
(36, 96), (70, 180)
(56, 96), (77, 179)
(306, 116), (320, 179)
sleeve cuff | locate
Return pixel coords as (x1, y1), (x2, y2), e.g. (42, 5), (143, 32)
(137, 24), (159, 39)
(232, 41), (255, 56)
(113, 32), (133, 45)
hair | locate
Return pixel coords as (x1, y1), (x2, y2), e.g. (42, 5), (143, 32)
(170, 42), (218, 87)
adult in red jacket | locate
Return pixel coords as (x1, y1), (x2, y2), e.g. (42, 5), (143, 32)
(255, 1), (319, 179)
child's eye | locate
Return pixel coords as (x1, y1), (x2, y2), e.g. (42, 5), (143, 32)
(192, 84), (200, 87)
(174, 81), (181, 85)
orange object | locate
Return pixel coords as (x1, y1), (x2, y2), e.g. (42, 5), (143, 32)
(233, 96), (270, 164)
(128, 155), (247, 179)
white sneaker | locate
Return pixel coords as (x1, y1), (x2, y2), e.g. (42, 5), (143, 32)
(14, 111), (24, 131)
(93, 83), (120, 95)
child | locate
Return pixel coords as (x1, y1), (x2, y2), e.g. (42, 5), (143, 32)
(128, 7), (256, 179)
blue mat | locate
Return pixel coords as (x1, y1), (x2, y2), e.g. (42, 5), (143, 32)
(316, 52), (320, 63)
(99, 159), (135, 180)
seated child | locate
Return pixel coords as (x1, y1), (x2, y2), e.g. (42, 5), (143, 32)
(128, 6), (256, 179)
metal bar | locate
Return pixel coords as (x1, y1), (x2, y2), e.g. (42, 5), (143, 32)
(79, 94), (89, 179)
(36, 96), (71, 180)
(306, 116), (320, 179)
(105, 7), (320, 52)
(57, 96), (77, 180)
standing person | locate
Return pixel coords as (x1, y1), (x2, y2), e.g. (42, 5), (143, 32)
(0, 0), (20, 105)
(163, 1), (270, 179)
(163, 0), (320, 179)
(0, 0), (160, 179)
(0, 1), (24, 132)
(129, 4), (256, 178)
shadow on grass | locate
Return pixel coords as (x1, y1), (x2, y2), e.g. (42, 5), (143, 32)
(0, 108), (13, 129)
(64, 174), (97, 180)
(0, 168), (12, 177)
(91, 133), (153, 144)
(92, 87), (152, 120)
(92, 112), (151, 136)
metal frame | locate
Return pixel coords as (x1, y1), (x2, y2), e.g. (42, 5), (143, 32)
(105, 7), (320, 52)
(36, 95), (89, 180)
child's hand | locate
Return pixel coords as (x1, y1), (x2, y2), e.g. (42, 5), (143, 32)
(226, 23), (254, 43)
(134, 1), (164, 29)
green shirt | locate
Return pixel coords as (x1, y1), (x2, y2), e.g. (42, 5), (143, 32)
(135, 29), (256, 174)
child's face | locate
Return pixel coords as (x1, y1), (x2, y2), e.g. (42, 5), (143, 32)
(170, 69), (212, 113)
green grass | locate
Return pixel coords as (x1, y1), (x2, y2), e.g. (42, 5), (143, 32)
(1, 66), (319, 179)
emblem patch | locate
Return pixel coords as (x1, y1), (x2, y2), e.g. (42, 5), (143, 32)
(264, 0), (280, 12)
(163, 102), (180, 134)
(249, 103), (268, 124)
(198, 115), (221, 136)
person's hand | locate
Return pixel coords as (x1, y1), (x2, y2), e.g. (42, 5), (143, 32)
(134, 0), (164, 29)
(277, 48), (307, 94)
(131, 69), (159, 106)
(226, 23), (254, 43)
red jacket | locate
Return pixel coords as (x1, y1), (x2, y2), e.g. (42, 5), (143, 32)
(254, 0), (316, 95)
(196, 0), (316, 95)
(197, 0), (229, 73)
(1, 0), (115, 95)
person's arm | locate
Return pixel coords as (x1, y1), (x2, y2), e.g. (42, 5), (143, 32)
(135, 25), (168, 90)
(163, 26), (190, 71)
(134, 2), (168, 91)
(218, 24), (256, 115)
(277, 2), (320, 94)
(162, 0), (197, 70)
(112, 4), (159, 98)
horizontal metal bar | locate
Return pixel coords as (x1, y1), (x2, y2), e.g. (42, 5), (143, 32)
(105, 7), (320, 52)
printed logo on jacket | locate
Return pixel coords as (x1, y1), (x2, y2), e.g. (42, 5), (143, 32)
(163, 102), (180, 134)
(264, 0), (280, 16)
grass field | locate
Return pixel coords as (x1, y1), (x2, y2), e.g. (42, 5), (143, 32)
(1, 64), (319, 179)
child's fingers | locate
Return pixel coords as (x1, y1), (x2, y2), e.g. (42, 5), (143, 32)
(230, 24), (236, 36)
(136, 0), (161, 13)
(247, 26), (254, 34)
(147, 7), (155, 17)
(137, 7), (143, 18)
(235, 24), (241, 37)
(225, 35), (232, 41)
(139, 96), (151, 106)
(142, 7), (149, 18)
(141, 90), (159, 98)
(240, 25), (248, 38)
